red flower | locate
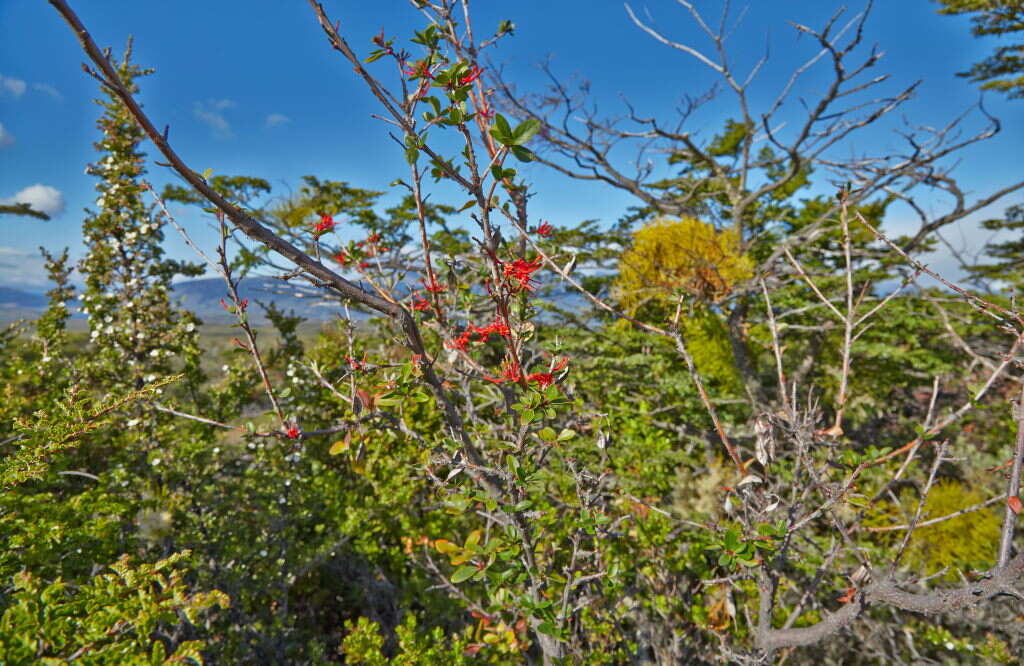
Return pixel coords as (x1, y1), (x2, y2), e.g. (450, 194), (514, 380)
(333, 251), (350, 265)
(285, 426), (300, 439)
(472, 317), (511, 341)
(314, 214), (335, 235)
(459, 65), (484, 86)
(534, 221), (554, 238)
(344, 355), (365, 372)
(447, 331), (472, 351)
(404, 60), (433, 80)
(238, 298), (248, 312)
(484, 358), (522, 384)
(527, 357), (568, 389)
(503, 256), (543, 292)
(411, 293), (431, 311)
(421, 276), (447, 293)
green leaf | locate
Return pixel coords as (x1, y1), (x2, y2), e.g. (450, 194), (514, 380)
(724, 529), (740, 551)
(509, 145), (535, 162)
(510, 118), (541, 146)
(557, 428), (577, 441)
(450, 565), (479, 583)
(489, 114), (513, 145)
(538, 427), (557, 441)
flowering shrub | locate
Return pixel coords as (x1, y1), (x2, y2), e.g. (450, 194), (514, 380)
(4, 1), (1024, 664)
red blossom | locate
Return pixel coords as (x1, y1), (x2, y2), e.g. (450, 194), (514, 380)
(238, 298), (248, 312)
(404, 60), (433, 80)
(345, 355), (365, 372)
(503, 256), (543, 292)
(332, 251), (350, 265)
(484, 358), (522, 384)
(527, 357), (568, 388)
(472, 317), (511, 341)
(421, 276), (447, 293)
(459, 65), (484, 86)
(220, 298), (230, 311)
(447, 331), (472, 351)
(285, 426), (300, 439)
(534, 221), (554, 237)
(411, 293), (432, 311)
(314, 214), (335, 235)
(358, 261), (371, 270)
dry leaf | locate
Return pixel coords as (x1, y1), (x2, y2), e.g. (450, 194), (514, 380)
(1008, 495), (1022, 515)
(328, 431), (352, 456)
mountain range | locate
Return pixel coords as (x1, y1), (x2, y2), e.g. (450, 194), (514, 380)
(0, 276), (353, 323)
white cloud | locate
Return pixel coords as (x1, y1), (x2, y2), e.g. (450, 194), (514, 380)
(265, 113), (290, 128)
(0, 247), (52, 288)
(0, 122), (13, 148)
(194, 99), (236, 139)
(1, 184), (66, 217)
(32, 82), (63, 101)
(0, 74), (26, 98)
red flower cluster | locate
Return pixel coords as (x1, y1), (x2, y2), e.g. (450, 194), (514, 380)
(421, 276), (447, 293)
(333, 251), (350, 266)
(486, 356), (568, 387)
(448, 317), (512, 351)
(503, 256), (543, 292)
(483, 358), (522, 384)
(533, 221), (554, 238)
(314, 214), (335, 235)
(344, 355), (365, 373)
(220, 298), (248, 312)
(285, 426), (300, 439)
(405, 60), (433, 80)
(411, 293), (431, 311)
(459, 65), (484, 86)
(526, 357), (568, 388)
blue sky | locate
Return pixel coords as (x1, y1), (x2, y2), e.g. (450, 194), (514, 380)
(1, 0), (1021, 288)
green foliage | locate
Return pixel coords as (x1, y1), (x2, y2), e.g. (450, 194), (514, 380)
(0, 552), (227, 665)
(0, 377), (178, 488)
(871, 480), (1001, 580)
(935, 0), (1024, 98)
(340, 616), (479, 665)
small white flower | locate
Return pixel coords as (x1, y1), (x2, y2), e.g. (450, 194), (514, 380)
(150, 349), (160, 357)
(185, 323), (195, 332)
(151, 457), (161, 466)
(212, 447), (220, 455)
(260, 550), (268, 557)
(945, 642), (955, 650)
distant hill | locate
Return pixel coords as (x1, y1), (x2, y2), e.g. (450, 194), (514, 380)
(0, 275), (590, 324)
(170, 276), (354, 323)
(0, 286), (47, 310)
(0, 276), (360, 324)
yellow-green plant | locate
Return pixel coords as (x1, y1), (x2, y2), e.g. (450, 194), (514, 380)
(614, 216), (753, 313)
